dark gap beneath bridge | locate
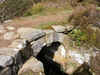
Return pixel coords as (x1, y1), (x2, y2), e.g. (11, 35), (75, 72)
(36, 41), (68, 75)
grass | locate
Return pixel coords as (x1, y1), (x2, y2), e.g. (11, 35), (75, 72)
(69, 29), (88, 46)
(24, 1), (73, 17)
(24, 3), (45, 16)
(68, 4), (100, 48)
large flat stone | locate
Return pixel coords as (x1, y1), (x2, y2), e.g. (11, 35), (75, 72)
(17, 28), (46, 42)
(52, 25), (66, 33)
(52, 25), (74, 33)
(31, 37), (46, 57)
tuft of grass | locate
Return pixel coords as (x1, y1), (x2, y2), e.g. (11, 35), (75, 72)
(35, 22), (54, 29)
(69, 27), (100, 48)
(24, 3), (45, 16)
(69, 29), (88, 46)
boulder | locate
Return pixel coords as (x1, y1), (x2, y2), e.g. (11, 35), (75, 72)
(52, 25), (66, 33)
(3, 32), (18, 40)
(53, 47), (93, 74)
(53, 45), (67, 67)
(51, 25), (74, 33)
(18, 57), (45, 75)
(0, 47), (23, 74)
(0, 55), (13, 68)
(0, 67), (12, 75)
(45, 33), (93, 74)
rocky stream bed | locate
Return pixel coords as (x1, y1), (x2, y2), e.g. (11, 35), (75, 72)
(0, 24), (100, 75)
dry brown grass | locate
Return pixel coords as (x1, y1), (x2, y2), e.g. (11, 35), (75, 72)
(68, 4), (99, 28)
(68, 4), (100, 48)
(67, 0), (100, 7)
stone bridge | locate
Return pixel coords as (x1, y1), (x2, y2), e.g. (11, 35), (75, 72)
(0, 24), (100, 75)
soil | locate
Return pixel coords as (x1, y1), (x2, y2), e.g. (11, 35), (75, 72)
(0, 11), (70, 47)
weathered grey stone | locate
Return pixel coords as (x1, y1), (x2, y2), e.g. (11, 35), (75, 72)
(53, 46), (92, 74)
(31, 37), (46, 57)
(0, 55), (13, 68)
(46, 32), (67, 46)
(54, 33), (66, 43)
(17, 27), (46, 42)
(0, 48), (19, 57)
(43, 29), (54, 34)
(18, 57), (45, 75)
(8, 39), (27, 49)
(6, 26), (15, 31)
(3, 32), (18, 40)
(0, 67), (12, 75)
(53, 45), (67, 64)
(0, 39), (31, 74)
(9, 39), (32, 60)
(61, 35), (73, 50)
(46, 32), (60, 45)
(24, 31), (46, 42)
(0, 47), (23, 73)
(52, 25), (66, 33)
(4, 20), (12, 23)
(65, 24), (74, 32)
